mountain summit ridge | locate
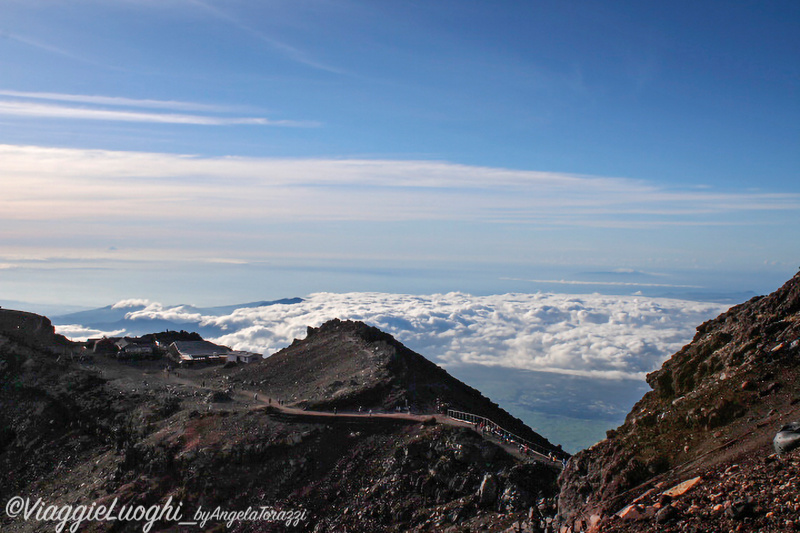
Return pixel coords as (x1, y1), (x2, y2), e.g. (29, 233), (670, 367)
(217, 317), (561, 453)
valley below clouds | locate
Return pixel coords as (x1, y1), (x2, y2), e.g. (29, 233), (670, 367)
(54, 291), (729, 451)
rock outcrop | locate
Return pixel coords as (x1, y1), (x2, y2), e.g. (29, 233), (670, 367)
(0, 308), (72, 350)
(558, 271), (800, 532)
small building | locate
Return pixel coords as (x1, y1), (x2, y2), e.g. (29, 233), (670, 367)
(115, 337), (155, 357)
(226, 350), (262, 364)
(169, 340), (231, 363)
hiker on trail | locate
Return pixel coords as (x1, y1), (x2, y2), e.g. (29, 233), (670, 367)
(334, 407), (338, 415)
(369, 409), (373, 416)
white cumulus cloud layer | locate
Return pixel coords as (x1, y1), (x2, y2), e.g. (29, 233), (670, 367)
(56, 324), (126, 339)
(124, 302), (204, 323)
(111, 298), (152, 309)
(78, 292), (729, 380)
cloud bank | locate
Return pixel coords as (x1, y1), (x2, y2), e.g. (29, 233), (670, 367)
(56, 324), (126, 340)
(59, 292), (729, 380)
(111, 298), (152, 309)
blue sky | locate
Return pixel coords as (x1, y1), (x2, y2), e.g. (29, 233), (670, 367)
(1, 0), (798, 307)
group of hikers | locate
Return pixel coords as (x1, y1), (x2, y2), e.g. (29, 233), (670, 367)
(548, 452), (569, 468)
(476, 420), (527, 450)
(474, 419), (566, 466)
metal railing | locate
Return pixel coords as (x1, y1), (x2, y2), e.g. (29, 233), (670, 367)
(446, 408), (563, 464)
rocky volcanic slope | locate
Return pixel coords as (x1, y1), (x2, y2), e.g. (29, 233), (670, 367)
(558, 271), (800, 533)
(212, 318), (557, 450)
(0, 311), (562, 532)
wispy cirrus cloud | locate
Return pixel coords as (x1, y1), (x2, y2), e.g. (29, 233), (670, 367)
(0, 90), (232, 112)
(187, 0), (345, 75)
(0, 31), (118, 69)
(1, 144), (798, 228)
(0, 98), (317, 127)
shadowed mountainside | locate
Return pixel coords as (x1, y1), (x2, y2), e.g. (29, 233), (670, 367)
(214, 318), (560, 452)
(558, 271), (800, 532)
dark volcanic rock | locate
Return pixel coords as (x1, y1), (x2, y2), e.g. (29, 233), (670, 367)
(0, 308), (72, 351)
(0, 310), (562, 533)
(558, 271), (800, 532)
(774, 421), (800, 454)
(228, 318), (557, 449)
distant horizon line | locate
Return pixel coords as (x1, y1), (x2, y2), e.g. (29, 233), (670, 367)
(2, 285), (757, 320)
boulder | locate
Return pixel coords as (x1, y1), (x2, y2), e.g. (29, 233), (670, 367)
(616, 504), (644, 520)
(773, 422), (800, 455)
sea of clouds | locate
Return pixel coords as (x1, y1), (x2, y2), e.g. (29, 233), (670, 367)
(56, 292), (729, 380)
